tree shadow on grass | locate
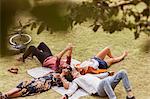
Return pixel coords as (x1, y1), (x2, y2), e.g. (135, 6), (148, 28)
(140, 38), (150, 53)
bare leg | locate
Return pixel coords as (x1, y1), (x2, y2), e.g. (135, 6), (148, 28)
(8, 91), (22, 98)
(2, 88), (21, 98)
(95, 47), (114, 60)
(105, 51), (128, 66)
(5, 88), (20, 96)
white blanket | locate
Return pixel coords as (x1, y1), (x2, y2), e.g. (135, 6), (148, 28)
(27, 59), (89, 99)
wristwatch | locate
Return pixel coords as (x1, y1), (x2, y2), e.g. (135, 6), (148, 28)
(64, 94), (68, 99)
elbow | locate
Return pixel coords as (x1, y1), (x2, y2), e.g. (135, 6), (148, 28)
(64, 85), (69, 89)
(64, 86), (69, 89)
(63, 83), (69, 89)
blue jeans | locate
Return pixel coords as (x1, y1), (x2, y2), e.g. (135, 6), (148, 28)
(97, 70), (132, 99)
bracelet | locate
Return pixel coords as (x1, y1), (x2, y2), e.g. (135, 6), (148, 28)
(65, 94), (68, 99)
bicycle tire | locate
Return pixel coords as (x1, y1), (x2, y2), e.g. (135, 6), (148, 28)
(9, 34), (32, 46)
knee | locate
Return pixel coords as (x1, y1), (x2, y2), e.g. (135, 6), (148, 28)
(29, 46), (36, 51)
(118, 69), (128, 77)
(104, 47), (110, 51)
(103, 79), (110, 85)
(39, 42), (45, 46)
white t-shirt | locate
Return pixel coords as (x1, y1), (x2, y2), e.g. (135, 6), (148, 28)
(80, 59), (99, 69)
(65, 73), (109, 96)
(78, 74), (102, 93)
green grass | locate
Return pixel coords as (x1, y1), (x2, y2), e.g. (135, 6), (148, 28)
(0, 23), (150, 99)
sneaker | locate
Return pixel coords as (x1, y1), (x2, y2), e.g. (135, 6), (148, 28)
(126, 96), (135, 99)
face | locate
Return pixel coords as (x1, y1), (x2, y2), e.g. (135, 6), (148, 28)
(75, 64), (84, 73)
(62, 69), (70, 75)
(76, 67), (82, 72)
(76, 67), (85, 75)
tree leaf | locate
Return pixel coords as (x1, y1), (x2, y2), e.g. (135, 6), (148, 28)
(134, 30), (140, 39)
(93, 25), (100, 32)
(31, 22), (37, 30)
(37, 23), (45, 34)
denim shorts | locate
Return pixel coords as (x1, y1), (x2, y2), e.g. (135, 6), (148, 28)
(93, 57), (108, 69)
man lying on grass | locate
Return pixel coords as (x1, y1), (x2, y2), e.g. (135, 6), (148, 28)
(61, 69), (135, 99)
(18, 42), (73, 73)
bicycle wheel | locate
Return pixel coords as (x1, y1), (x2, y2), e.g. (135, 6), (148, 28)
(9, 34), (32, 46)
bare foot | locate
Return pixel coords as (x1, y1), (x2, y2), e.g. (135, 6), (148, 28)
(122, 51), (128, 60)
(123, 51), (128, 57)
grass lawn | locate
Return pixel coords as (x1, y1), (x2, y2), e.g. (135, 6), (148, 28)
(0, 23), (150, 99)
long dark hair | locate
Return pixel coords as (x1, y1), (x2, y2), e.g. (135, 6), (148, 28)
(65, 67), (73, 82)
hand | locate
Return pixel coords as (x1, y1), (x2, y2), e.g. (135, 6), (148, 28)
(61, 95), (67, 99)
(65, 43), (73, 50)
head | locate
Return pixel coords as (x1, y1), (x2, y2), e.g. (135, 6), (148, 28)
(71, 69), (81, 79)
(74, 64), (85, 75)
(61, 68), (81, 80)
(61, 68), (73, 82)
(56, 64), (72, 74)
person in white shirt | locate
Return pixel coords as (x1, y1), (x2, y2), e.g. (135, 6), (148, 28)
(60, 69), (135, 99)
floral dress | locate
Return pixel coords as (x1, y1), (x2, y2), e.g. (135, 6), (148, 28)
(16, 74), (63, 96)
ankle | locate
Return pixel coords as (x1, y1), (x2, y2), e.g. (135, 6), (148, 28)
(127, 91), (134, 97)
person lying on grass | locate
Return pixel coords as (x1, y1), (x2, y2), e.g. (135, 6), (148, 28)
(18, 42), (73, 73)
(61, 69), (135, 99)
(75, 47), (128, 75)
(0, 69), (73, 99)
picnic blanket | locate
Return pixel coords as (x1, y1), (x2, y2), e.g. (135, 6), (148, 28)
(27, 59), (89, 99)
